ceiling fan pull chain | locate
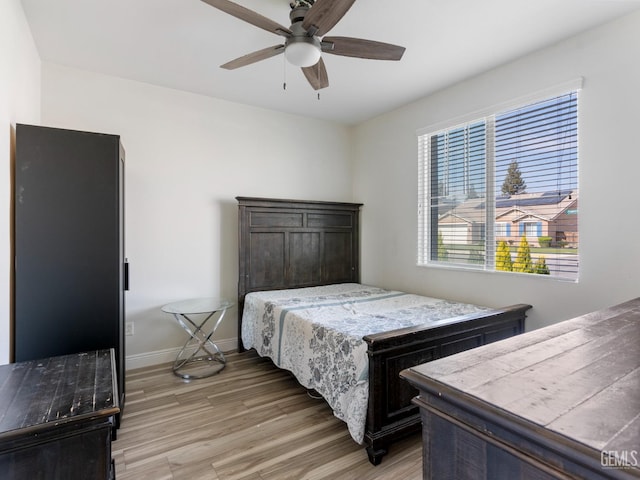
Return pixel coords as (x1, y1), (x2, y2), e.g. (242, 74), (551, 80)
(283, 55), (287, 90)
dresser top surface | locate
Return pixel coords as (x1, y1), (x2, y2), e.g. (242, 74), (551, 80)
(404, 297), (640, 456)
(0, 349), (119, 438)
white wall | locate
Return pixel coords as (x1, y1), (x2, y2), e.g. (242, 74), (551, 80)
(41, 64), (353, 368)
(353, 11), (640, 331)
(9, 4), (639, 368)
(0, 0), (41, 365)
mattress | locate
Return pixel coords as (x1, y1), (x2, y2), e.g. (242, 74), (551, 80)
(241, 283), (490, 443)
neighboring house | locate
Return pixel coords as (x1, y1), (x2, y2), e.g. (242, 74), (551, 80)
(437, 197), (486, 246)
(438, 191), (578, 247)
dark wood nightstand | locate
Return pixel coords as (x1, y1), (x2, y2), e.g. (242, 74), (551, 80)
(0, 349), (120, 479)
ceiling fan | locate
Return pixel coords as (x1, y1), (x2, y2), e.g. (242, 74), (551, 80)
(200, 0), (406, 90)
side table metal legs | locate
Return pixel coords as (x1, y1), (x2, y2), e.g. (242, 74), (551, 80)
(171, 308), (228, 380)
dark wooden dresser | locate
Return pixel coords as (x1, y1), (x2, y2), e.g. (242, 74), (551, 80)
(0, 349), (120, 480)
(401, 298), (640, 479)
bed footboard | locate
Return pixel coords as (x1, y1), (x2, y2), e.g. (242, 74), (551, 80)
(362, 303), (532, 465)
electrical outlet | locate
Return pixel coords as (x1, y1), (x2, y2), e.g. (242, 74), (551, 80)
(125, 322), (135, 336)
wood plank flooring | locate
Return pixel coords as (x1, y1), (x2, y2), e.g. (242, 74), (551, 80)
(113, 350), (422, 480)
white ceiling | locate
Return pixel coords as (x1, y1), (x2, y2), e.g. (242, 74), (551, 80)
(20, 0), (640, 125)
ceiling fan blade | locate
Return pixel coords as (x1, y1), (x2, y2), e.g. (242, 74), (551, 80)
(201, 0), (292, 37)
(221, 44), (285, 70)
(301, 0), (356, 36)
(322, 36), (406, 61)
(302, 58), (329, 90)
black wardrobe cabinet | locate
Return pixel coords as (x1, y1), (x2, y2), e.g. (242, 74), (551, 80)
(13, 124), (127, 418)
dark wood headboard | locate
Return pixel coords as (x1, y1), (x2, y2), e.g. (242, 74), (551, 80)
(236, 197), (363, 351)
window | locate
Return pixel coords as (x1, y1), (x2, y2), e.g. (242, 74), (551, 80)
(495, 222), (510, 237)
(522, 222), (541, 238)
(418, 86), (579, 280)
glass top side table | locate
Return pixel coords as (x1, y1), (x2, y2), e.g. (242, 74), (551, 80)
(161, 297), (234, 380)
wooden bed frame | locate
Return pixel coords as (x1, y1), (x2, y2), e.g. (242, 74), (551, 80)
(236, 197), (532, 465)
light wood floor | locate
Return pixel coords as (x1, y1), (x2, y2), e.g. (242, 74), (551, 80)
(113, 350), (422, 480)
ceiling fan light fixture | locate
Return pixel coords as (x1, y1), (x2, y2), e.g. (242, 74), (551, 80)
(285, 38), (321, 67)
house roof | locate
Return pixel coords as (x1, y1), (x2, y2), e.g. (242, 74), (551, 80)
(439, 191), (578, 224)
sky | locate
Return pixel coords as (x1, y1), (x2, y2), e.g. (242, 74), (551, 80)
(432, 91), (578, 200)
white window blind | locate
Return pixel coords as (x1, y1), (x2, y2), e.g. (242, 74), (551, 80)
(418, 89), (579, 280)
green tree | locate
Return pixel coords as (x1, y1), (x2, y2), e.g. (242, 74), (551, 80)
(437, 232), (448, 260)
(534, 256), (550, 275)
(496, 241), (513, 271)
(502, 161), (527, 195)
(513, 236), (533, 273)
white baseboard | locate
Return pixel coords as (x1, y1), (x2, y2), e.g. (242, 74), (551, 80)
(125, 337), (238, 370)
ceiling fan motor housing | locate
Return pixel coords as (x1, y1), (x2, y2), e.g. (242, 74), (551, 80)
(285, 7), (322, 67)
(289, 6), (310, 24)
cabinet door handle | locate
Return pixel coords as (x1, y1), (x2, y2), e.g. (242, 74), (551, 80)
(124, 260), (130, 291)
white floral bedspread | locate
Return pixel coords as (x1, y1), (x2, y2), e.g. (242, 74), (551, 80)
(241, 283), (490, 444)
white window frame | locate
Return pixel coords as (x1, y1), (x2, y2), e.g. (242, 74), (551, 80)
(495, 222), (509, 237)
(523, 221), (538, 239)
(417, 79), (582, 280)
